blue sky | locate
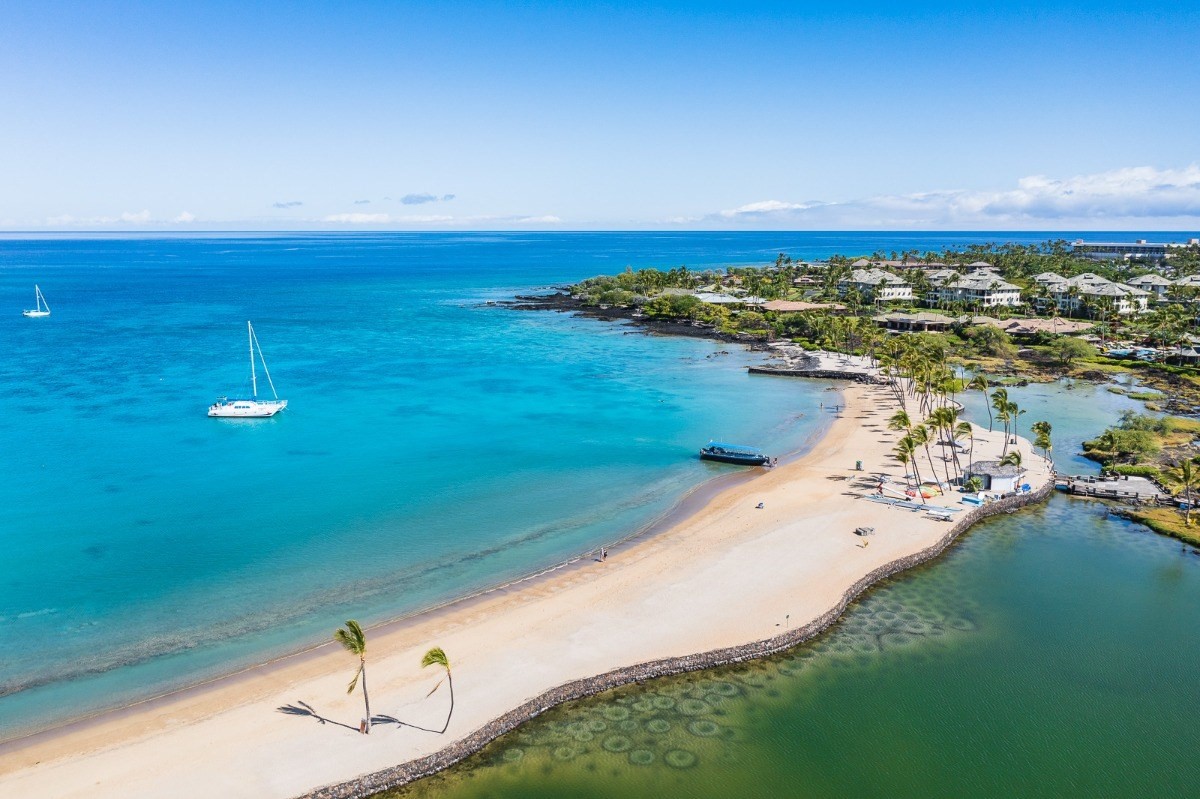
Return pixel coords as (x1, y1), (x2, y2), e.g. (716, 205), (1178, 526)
(1, 1), (1198, 230)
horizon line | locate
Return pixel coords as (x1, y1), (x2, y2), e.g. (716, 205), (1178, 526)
(1, 229), (1197, 236)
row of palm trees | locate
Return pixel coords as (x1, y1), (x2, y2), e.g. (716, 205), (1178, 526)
(876, 335), (1052, 492)
(964, 377), (1047, 464)
(334, 620), (454, 735)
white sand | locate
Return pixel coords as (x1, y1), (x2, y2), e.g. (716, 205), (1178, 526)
(0, 383), (1052, 798)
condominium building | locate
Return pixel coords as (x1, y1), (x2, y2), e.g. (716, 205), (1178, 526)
(838, 268), (913, 302)
(927, 274), (1022, 308)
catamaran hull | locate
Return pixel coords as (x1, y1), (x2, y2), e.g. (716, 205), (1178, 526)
(208, 400), (288, 418)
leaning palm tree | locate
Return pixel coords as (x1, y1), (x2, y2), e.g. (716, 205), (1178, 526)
(421, 646), (455, 734)
(999, 450), (1022, 469)
(1031, 420), (1053, 464)
(954, 420), (975, 474)
(910, 424), (939, 488)
(1168, 460), (1200, 526)
(893, 436), (927, 503)
(334, 620), (371, 734)
(1002, 401), (1026, 457)
(887, 409), (913, 434)
(968, 374), (992, 431)
(990, 387), (1009, 439)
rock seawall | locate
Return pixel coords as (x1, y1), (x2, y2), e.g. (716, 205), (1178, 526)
(303, 480), (1054, 799)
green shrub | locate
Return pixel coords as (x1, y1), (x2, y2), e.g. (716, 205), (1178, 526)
(1112, 464), (1162, 479)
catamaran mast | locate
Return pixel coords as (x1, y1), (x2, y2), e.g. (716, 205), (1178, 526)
(248, 321), (258, 399)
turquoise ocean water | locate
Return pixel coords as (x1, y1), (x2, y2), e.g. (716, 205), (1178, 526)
(0, 232), (1176, 741)
(389, 381), (1200, 799)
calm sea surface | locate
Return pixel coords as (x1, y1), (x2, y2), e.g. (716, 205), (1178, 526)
(0, 232), (1179, 744)
(389, 381), (1200, 799)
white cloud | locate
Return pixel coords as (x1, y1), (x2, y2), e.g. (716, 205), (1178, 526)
(173, 211), (196, 223)
(322, 213), (391, 223)
(119, 210), (152, 223)
(513, 215), (562, 224)
(719, 200), (818, 218)
(711, 165), (1200, 229)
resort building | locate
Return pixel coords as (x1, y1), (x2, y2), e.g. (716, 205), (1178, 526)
(927, 274), (1022, 309)
(838, 268), (913, 302)
(1078, 281), (1151, 315)
(999, 317), (1094, 336)
(1072, 238), (1200, 262)
(1126, 273), (1173, 300)
(872, 311), (955, 332)
(761, 300), (847, 313)
(1174, 274), (1200, 294)
(692, 291), (765, 306)
(925, 268), (962, 286)
(1028, 272), (1149, 316)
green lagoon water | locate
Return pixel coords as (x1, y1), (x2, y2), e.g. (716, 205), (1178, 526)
(386, 383), (1200, 798)
(390, 496), (1200, 799)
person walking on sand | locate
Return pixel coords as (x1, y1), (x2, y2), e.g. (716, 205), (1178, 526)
(601, 548), (607, 561)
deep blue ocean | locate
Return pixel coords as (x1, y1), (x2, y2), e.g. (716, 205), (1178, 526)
(0, 231), (1175, 740)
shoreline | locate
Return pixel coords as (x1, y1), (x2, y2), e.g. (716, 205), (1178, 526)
(0, 383), (1054, 799)
(0, 385), (840, 751)
(306, 480), (1055, 799)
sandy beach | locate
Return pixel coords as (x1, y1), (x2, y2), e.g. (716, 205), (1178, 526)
(0, 382), (1053, 799)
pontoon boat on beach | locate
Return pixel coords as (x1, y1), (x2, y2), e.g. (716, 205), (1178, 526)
(699, 442), (775, 467)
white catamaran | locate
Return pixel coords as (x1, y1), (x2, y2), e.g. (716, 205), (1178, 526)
(22, 285), (50, 317)
(208, 321), (288, 418)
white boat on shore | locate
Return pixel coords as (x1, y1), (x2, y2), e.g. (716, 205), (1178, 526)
(208, 321), (288, 418)
(22, 285), (50, 317)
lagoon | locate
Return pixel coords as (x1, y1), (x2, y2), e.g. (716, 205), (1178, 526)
(387, 492), (1200, 799)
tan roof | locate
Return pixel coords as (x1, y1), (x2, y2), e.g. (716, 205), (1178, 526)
(1001, 318), (1094, 335)
(762, 300), (846, 312)
(873, 312), (955, 324)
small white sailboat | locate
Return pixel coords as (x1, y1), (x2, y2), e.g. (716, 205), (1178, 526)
(22, 285), (50, 317)
(208, 321), (288, 418)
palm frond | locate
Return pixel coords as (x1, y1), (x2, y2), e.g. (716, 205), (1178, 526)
(425, 676), (446, 697)
(422, 646), (451, 672)
(347, 664), (361, 695)
(334, 620), (366, 656)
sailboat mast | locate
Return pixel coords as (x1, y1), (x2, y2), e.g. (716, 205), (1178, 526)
(249, 323), (280, 400)
(248, 321), (258, 398)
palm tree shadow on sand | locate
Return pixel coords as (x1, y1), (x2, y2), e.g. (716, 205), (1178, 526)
(276, 701), (444, 734)
(276, 701), (360, 732)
